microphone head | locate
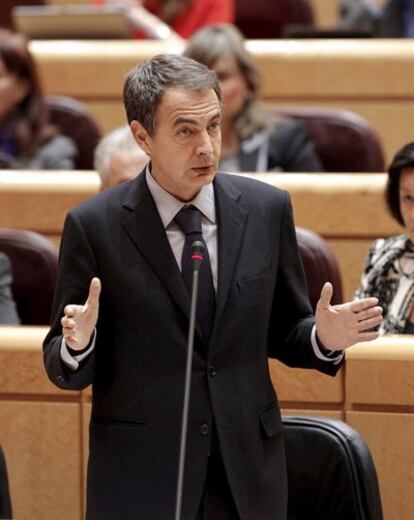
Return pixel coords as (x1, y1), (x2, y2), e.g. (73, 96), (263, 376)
(191, 240), (204, 268)
(191, 240), (204, 255)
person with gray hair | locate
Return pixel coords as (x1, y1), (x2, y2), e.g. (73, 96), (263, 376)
(94, 125), (149, 191)
(44, 53), (382, 520)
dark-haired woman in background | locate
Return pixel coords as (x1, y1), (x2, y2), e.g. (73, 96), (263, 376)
(356, 142), (414, 334)
(184, 23), (323, 173)
(0, 30), (76, 169)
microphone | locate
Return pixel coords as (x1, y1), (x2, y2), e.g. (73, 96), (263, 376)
(190, 240), (204, 271)
(175, 240), (204, 520)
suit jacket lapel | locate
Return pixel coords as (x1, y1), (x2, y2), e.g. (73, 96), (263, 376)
(121, 172), (190, 322)
(213, 175), (248, 328)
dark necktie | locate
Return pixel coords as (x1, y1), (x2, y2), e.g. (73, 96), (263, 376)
(174, 206), (215, 343)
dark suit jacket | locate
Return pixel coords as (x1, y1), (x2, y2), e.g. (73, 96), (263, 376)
(340, 0), (404, 37)
(43, 172), (342, 520)
(238, 120), (323, 173)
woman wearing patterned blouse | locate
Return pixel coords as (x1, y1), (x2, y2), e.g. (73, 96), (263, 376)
(356, 142), (414, 333)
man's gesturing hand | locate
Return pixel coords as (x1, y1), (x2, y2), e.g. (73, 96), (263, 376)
(61, 278), (101, 351)
(315, 282), (383, 351)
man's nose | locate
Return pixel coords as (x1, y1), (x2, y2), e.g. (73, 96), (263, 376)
(196, 130), (214, 156)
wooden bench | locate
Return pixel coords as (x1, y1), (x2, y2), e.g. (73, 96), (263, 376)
(0, 170), (402, 299)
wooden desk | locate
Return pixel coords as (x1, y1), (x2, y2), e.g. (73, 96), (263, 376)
(346, 337), (414, 520)
(1, 327), (413, 519)
(0, 326), (85, 520)
(30, 38), (414, 163)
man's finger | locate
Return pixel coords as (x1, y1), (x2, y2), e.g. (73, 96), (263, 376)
(317, 282), (333, 310)
(64, 304), (83, 317)
(351, 297), (380, 314)
(86, 277), (101, 309)
(356, 306), (383, 322)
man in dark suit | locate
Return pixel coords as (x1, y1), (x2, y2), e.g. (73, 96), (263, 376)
(43, 54), (383, 519)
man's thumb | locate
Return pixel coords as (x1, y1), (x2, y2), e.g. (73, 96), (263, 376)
(318, 282), (333, 310)
(86, 277), (101, 309)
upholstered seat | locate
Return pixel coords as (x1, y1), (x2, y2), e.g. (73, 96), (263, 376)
(235, 0), (314, 38)
(46, 95), (102, 170)
(282, 416), (383, 519)
(270, 107), (385, 172)
(296, 227), (343, 310)
(0, 228), (58, 325)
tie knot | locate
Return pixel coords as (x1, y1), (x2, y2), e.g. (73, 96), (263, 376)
(174, 206), (202, 236)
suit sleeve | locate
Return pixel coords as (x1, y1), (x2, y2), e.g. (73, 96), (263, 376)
(43, 210), (99, 390)
(267, 192), (342, 376)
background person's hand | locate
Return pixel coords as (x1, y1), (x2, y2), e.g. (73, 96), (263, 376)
(61, 278), (101, 351)
(315, 282), (383, 351)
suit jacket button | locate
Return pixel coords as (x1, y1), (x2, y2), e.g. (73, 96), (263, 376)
(207, 365), (216, 377)
(200, 423), (210, 435)
(56, 375), (64, 383)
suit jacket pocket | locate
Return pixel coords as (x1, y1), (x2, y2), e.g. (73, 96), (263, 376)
(259, 403), (282, 438)
(91, 414), (146, 428)
(237, 267), (272, 296)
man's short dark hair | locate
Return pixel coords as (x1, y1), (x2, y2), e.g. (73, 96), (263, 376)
(385, 142), (414, 226)
(123, 54), (221, 136)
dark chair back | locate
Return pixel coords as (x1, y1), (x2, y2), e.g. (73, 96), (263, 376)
(46, 95), (102, 170)
(296, 227), (343, 311)
(0, 0), (43, 30)
(235, 0), (314, 38)
(270, 107), (385, 172)
(0, 445), (12, 520)
(0, 229), (58, 325)
(282, 416), (383, 519)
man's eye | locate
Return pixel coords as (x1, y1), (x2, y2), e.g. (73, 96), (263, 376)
(208, 122), (220, 133)
(178, 128), (191, 137)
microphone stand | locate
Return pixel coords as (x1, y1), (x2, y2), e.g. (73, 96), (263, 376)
(174, 241), (204, 520)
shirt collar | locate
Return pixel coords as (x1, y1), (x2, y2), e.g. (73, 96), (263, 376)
(145, 164), (216, 229)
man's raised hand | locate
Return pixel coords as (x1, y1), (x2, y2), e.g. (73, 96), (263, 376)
(315, 282), (383, 351)
(61, 278), (101, 351)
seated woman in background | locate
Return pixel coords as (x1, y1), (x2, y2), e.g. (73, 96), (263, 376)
(0, 30), (76, 169)
(93, 0), (235, 39)
(355, 142), (414, 334)
(183, 24), (323, 173)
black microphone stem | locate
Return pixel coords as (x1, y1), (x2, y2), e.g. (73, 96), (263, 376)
(175, 242), (203, 520)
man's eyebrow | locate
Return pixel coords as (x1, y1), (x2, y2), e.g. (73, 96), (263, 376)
(173, 111), (221, 127)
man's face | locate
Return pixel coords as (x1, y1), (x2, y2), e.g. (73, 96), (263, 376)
(131, 87), (221, 201)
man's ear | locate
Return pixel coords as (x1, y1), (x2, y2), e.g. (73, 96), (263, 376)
(130, 120), (152, 156)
